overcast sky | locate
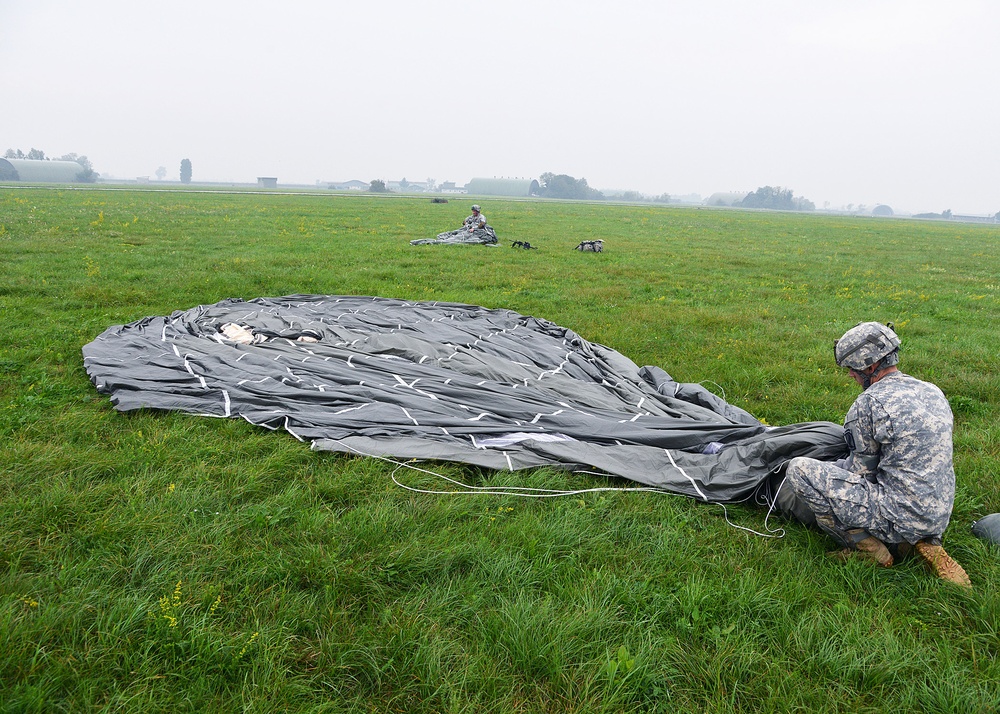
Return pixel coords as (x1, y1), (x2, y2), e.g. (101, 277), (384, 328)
(3, 0), (998, 214)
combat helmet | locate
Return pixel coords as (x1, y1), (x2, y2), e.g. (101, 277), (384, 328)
(470, 204), (481, 212)
(834, 322), (901, 371)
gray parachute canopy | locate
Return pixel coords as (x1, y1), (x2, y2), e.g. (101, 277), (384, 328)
(410, 226), (498, 246)
(82, 295), (846, 503)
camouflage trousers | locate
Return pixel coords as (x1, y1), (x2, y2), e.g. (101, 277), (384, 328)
(780, 456), (905, 546)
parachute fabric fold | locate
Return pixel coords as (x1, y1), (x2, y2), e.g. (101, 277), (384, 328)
(82, 295), (846, 502)
(410, 226), (499, 245)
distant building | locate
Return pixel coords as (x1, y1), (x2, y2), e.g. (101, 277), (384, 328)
(912, 212), (997, 223)
(257, 177), (278, 188)
(951, 214), (997, 224)
(327, 180), (368, 190)
(464, 177), (540, 197)
(0, 158), (88, 183)
(386, 180), (435, 192)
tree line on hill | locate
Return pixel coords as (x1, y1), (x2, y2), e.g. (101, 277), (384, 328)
(739, 186), (815, 211)
(369, 171), (823, 211)
(526, 173), (665, 202)
(531, 176), (820, 209)
(534, 173), (606, 200)
(535, 176), (815, 209)
(4, 148), (98, 182)
(368, 174), (612, 200)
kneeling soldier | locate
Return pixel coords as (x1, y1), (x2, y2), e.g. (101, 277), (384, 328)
(780, 322), (971, 587)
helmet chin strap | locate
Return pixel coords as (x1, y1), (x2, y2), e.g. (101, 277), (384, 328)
(859, 358), (887, 389)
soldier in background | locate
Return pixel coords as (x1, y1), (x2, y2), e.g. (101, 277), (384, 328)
(464, 204), (487, 231)
(779, 322), (971, 587)
(458, 204), (497, 243)
(411, 203), (497, 245)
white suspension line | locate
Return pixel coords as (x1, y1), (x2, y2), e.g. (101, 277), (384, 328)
(333, 441), (787, 539)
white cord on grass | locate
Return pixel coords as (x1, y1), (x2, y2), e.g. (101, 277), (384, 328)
(334, 440), (787, 538)
(337, 441), (673, 498)
(715, 502), (785, 539)
(698, 380), (727, 402)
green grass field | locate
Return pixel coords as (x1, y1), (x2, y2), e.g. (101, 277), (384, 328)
(1, 186), (998, 713)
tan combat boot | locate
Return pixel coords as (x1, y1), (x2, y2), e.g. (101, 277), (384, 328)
(854, 536), (894, 567)
(829, 536), (894, 568)
(914, 541), (972, 588)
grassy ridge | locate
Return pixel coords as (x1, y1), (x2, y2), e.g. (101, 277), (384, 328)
(1, 186), (999, 712)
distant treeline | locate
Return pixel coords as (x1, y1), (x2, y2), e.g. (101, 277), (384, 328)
(739, 186), (815, 211)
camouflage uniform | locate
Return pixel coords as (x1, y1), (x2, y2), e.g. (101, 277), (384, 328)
(464, 211), (487, 230)
(457, 206), (497, 244)
(784, 371), (955, 546)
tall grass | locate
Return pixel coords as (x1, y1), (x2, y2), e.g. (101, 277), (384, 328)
(1, 186), (998, 712)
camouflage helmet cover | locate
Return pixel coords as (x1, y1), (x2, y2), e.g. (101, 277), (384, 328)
(834, 322), (901, 370)
(470, 204), (481, 212)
